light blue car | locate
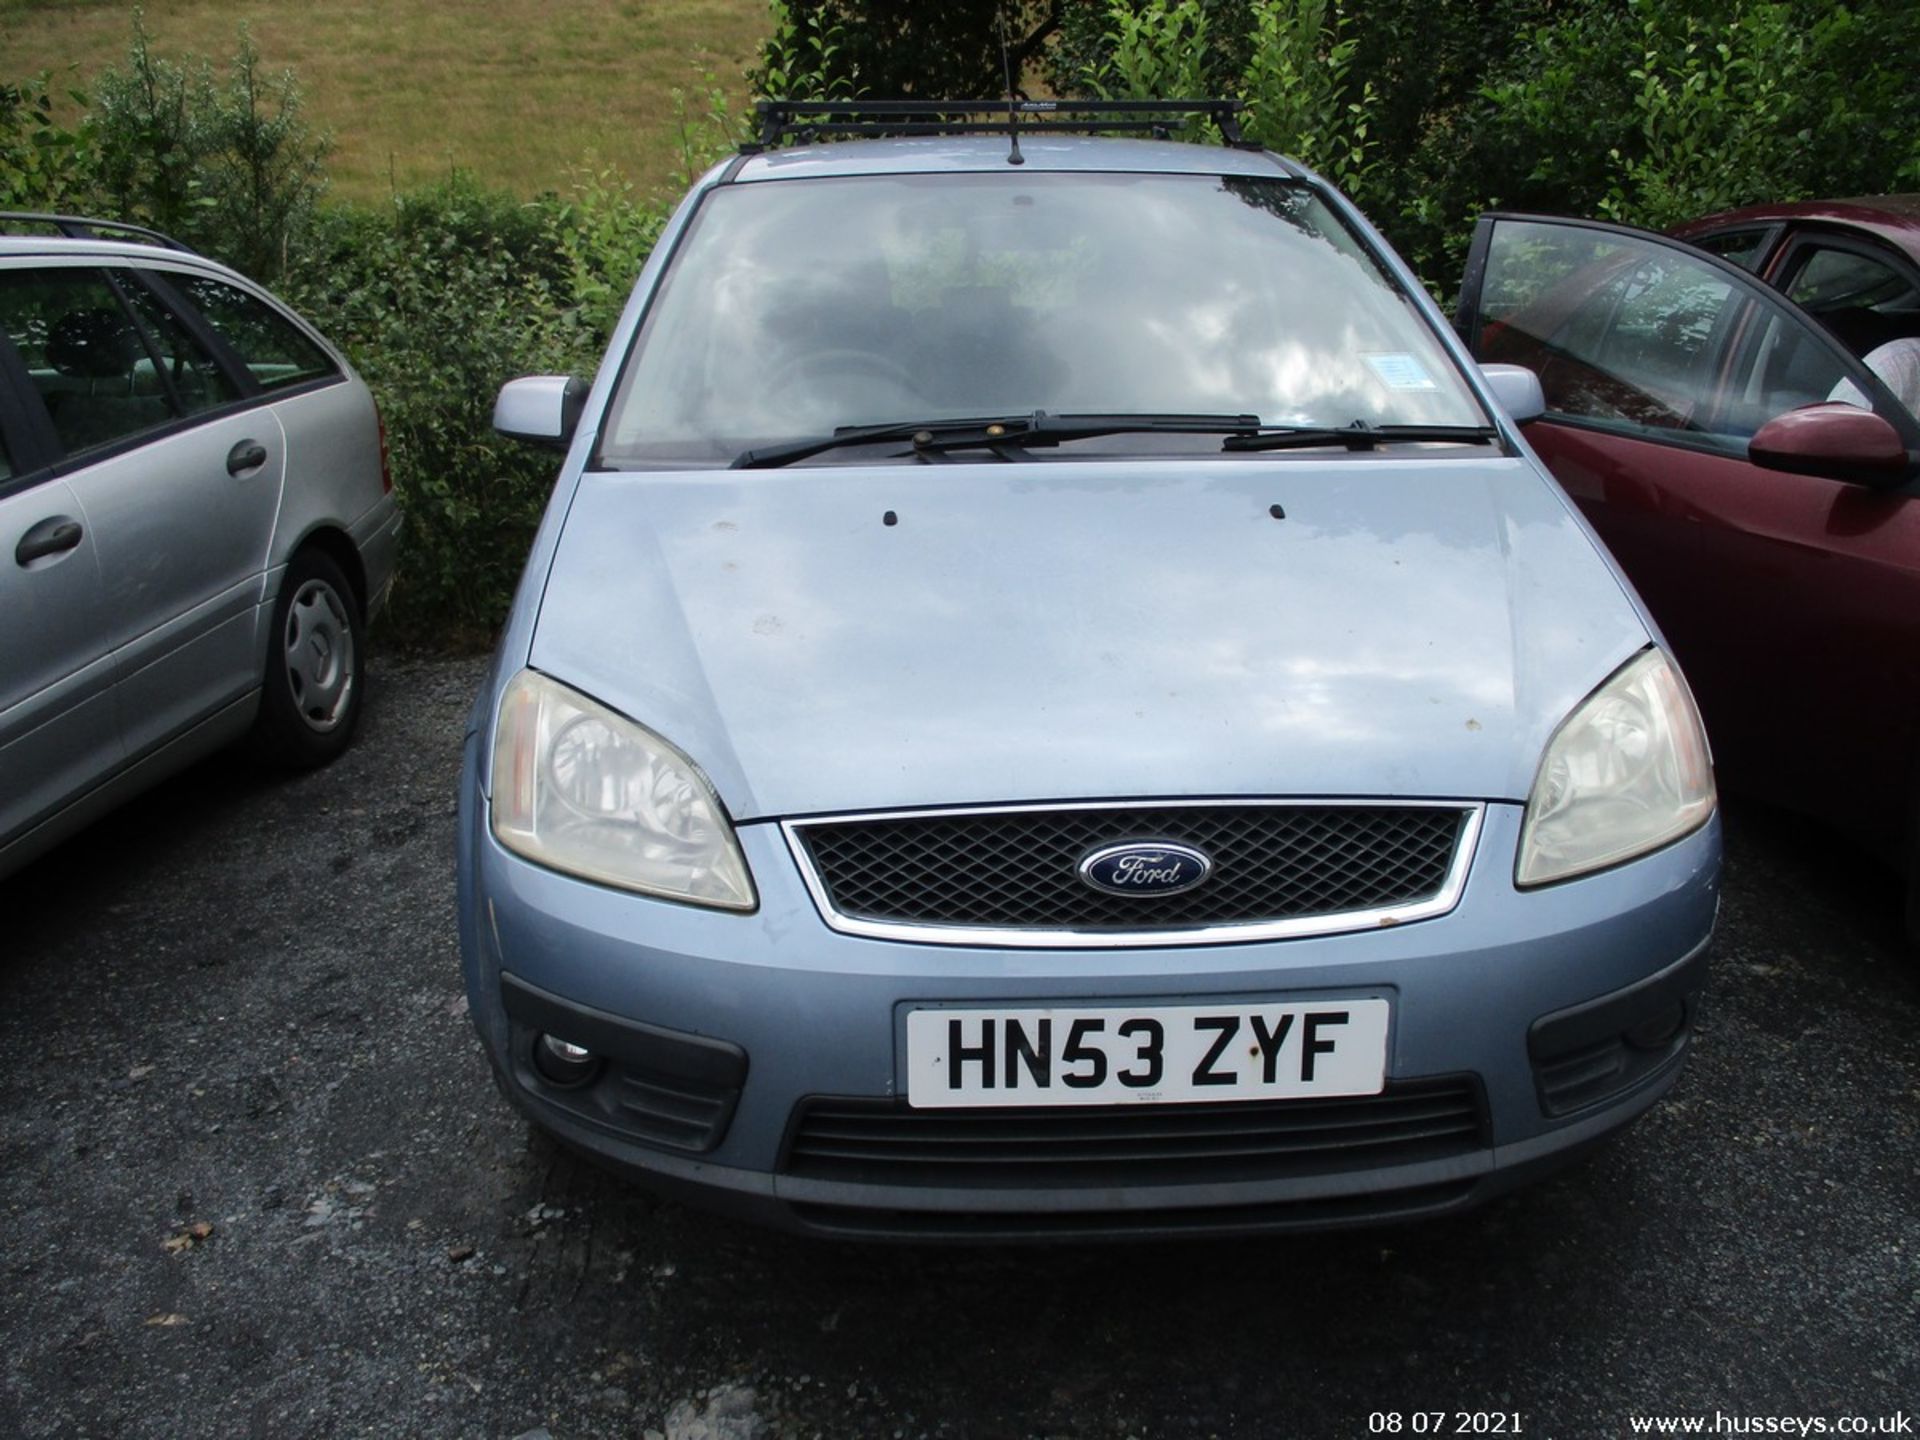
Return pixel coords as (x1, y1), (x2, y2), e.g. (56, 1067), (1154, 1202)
(459, 104), (1720, 1240)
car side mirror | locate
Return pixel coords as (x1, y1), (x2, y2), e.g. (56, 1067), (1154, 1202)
(493, 375), (587, 449)
(1478, 363), (1545, 424)
(1748, 402), (1910, 488)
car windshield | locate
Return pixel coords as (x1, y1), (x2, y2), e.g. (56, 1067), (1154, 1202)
(597, 171), (1488, 466)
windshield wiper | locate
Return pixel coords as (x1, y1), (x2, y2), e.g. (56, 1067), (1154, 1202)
(1222, 423), (1500, 453)
(731, 412), (1263, 469)
(732, 414), (1503, 468)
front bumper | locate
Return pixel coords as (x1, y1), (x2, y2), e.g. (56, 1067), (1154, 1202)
(457, 738), (1720, 1240)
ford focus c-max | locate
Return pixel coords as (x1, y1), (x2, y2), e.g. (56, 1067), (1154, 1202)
(456, 102), (1720, 1240)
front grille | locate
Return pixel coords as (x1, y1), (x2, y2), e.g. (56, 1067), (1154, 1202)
(781, 1077), (1487, 1190)
(790, 803), (1470, 936)
(787, 1181), (1481, 1240)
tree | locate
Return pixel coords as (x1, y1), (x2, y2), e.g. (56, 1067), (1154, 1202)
(753, 1), (1066, 99)
(89, 15), (331, 280)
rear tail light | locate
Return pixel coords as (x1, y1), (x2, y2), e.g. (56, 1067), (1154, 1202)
(375, 405), (393, 495)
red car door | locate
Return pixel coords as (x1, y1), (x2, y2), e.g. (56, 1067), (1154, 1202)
(1455, 214), (1920, 859)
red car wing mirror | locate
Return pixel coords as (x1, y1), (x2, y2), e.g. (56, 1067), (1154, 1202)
(1748, 403), (1911, 488)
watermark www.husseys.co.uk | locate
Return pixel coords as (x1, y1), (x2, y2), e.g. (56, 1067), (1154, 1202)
(1626, 1413), (1911, 1436)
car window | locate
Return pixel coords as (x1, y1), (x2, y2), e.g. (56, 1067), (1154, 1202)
(1686, 228), (1771, 273)
(601, 173), (1487, 464)
(1780, 243), (1920, 359)
(1473, 220), (1866, 455)
(0, 426), (12, 482)
(0, 268), (184, 456)
(161, 273), (338, 391)
(115, 278), (241, 418)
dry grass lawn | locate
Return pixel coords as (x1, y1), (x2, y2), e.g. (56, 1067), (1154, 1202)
(1, 0), (771, 201)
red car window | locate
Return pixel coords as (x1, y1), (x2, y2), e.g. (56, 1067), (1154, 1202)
(1688, 227), (1773, 273)
(1474, 220), (1868, 454)
(1781, 242), (1920, 368)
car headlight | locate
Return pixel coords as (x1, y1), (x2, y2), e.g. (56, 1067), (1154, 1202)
(490, 669), (756, 910)
(1516, 648), (1715, 887)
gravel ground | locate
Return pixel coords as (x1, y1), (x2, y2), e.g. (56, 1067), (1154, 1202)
(1, 654), (1915, 1440)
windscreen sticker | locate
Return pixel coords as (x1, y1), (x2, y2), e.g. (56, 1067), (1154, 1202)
(1364, 353), (1440, 391)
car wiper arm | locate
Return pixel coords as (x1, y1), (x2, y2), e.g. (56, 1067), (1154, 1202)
(1222, 423), (1500, 453)
(731, 412), (1264, 470)
(732, 418), (979, 470)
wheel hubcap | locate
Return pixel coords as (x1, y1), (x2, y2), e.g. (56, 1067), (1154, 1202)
(283, 579), (355, 733)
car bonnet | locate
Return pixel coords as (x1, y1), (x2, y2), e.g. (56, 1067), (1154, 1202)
(525, 457), (1650, 822)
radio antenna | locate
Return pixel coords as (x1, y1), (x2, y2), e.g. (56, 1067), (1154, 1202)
(999, 12), (1024, 165)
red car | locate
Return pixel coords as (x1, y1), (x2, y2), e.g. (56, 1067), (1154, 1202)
(1454, 200), (1920, 942)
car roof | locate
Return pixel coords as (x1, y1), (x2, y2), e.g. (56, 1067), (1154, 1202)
(1674, 195), (1920, 262)
(0, 233), (236, 268)
(732, 134), (1301, 183)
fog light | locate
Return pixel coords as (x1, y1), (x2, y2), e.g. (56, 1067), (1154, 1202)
(533, 1032), (600, 1086)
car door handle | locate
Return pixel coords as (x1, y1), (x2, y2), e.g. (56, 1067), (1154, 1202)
(15, 515), (84, 566)
(227, 440), (269, 476)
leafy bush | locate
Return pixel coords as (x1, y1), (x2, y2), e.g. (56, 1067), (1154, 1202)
(754, 2), (1061, 100)
(1081, 0), (1213, 107)
(283, 177), (657, 644)
(1599, 3), (1800, 229)
(0, 73), (102, 212)
(546, 169), (669, 349)
(753, 1), (866, 100)
(1078, 0), (1379, 198)
(88, 14), (331, 282)
(1473, 0), (1920, 233)
(1234, 0), (1375, 195)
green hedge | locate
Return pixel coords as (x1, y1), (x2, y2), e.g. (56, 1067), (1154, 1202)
(282, 182), (617, 645)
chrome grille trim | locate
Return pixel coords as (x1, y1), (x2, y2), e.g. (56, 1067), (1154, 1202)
(781, 799), (1485, 948)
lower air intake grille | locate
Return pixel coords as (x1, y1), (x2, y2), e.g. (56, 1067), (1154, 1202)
(787, 1182), (1481, 1240)
(606, 1067), (739, 1152)
(789, 803), (1471, 938)
(781, 1077), (1487, 1190)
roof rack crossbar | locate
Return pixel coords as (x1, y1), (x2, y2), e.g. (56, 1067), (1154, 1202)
(0, 211), (198, 255)
(765, 119), (1204, 139)
(747, 99), (1255, 153)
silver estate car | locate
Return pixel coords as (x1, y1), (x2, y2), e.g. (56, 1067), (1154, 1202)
(460, 103), (1721, 1240)
(1, 216), (399, 880)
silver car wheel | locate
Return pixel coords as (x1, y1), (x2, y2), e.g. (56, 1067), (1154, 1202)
(283, 578), (355, 734)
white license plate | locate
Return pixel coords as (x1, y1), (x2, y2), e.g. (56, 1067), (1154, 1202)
(905, 1000), (1390, 1108)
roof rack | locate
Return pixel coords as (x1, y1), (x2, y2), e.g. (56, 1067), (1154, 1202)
(745, 99), (1257, 154)
(0, 211), (199, 254)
